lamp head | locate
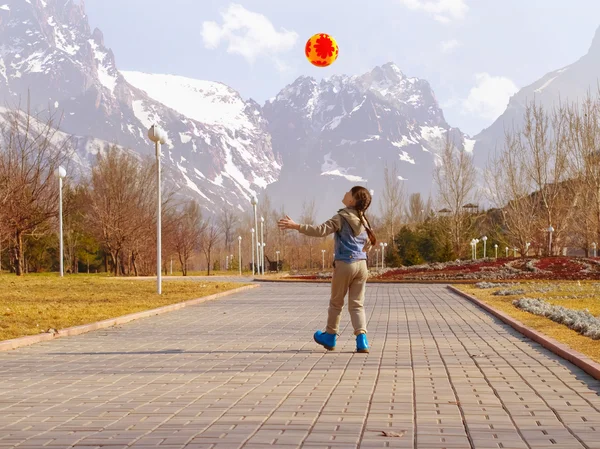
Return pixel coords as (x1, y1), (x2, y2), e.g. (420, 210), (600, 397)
(54, 166), (66, 179)
(251, 195), (258, 206)
(148, 124), (166, 144)
(238, 236), (242, 241)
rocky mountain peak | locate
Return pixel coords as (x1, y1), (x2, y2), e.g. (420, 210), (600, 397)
(588, 25), (600, 55)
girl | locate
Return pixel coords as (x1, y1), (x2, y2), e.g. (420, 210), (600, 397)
(278, 186), (377, 353)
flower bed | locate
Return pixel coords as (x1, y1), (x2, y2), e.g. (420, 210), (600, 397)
(375, 257), (600, 281)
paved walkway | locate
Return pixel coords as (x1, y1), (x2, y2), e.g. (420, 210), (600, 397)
(1, 284), (600, 449)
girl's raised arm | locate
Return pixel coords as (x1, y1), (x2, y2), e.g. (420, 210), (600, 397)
(278, 214), (342, 238)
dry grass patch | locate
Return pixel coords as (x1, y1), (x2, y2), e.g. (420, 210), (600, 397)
(0, 275), (248, 341)
(458, 281), (600, 363)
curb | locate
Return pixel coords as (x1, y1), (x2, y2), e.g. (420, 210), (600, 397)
(448, 285), (600, 381)
(0, 284), (259, 352)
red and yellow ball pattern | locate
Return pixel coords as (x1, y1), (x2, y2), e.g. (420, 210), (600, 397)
(305, 33), (339, 67)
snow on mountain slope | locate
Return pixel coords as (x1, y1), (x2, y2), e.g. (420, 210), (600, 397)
(263, 62), (471, 221)
(121, 72), (256, 131)
(0, 0), (281, 214)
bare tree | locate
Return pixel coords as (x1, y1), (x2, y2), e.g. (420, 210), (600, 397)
(200, 217), (221, 276)
(87, 146), (157, 276)
(379, 162), (406, 241)
(219, 207), (239, 255)
(520, 102), (576, 254)
(0, 104), (71, 275)
(406, 193), (426, 226)
(433, 135), (478, 257)
(174, 200), (205, 276)
(487, 129), (539, 256)
(300, 199), (317, 269)
(565, 92), (600, 253)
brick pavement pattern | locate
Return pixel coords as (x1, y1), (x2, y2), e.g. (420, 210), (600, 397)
(1, 284), (600, 449)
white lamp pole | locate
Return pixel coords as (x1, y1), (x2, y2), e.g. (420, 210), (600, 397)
(593, 242), (597, 258)
(321, 249), (326, 270)
(494, 244), (498, 259)
(251, 196), (259, 273)
(276, 250), (280, 272)
(260, 216), (265, 275)
(148, 125), (166, 295)
(471, 240), (475, 260)
(251, 228), (255, 276)
(225, 255), (229, 271)
(525, 242), (531, 257)
(474, 239), (480, 259)
(383, 243), (388, 268)
(54, 166), (66, 277)
(238, 236), (242, 276)
(375, 249), (379, 269)
(170, 258), (173, 275)
(547, 226), (554, 256)
(482, 236), (488, 258)
(230, 254), (234, 272)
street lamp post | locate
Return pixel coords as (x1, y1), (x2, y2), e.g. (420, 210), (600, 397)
(54, 166), (66, 277)
(148, 125), (167, 294)
(592, 242), (597, 258)
(260, 216), (265, 275)
(379, 242), (388, 268)
(251, 196), (258, 273)
(238, 236), (242, 276)
(276, 250), (280, 272)
(230, 254), (234, 272)
(505, 246), (509, 258)
(321, 249), (326, 270)
(251, 228), (255, 276)
(474, 239), (480, 259)
(525, 242), (531, 257)
(482, 236), (488, 258)
(470, 240), (475, 260)
(494, 244), (498, 259)
(547, 226), (555, 256)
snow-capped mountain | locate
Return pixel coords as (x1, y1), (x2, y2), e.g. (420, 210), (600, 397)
(0, 0), (473, 221)
(474, 26), (600, 167)
(263, 63), (472, 221)
(0, 0), (280, 212)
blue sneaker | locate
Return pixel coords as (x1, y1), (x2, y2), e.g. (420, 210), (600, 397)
(314, 330), (336, 351)
(356, 333), (369, 353)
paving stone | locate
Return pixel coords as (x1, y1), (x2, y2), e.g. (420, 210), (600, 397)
(1, 284), (600, 448)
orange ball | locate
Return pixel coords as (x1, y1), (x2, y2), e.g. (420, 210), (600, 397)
(305, 33), (339, 67)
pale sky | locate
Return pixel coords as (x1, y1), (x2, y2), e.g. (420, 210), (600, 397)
(84, 0), (600, 136)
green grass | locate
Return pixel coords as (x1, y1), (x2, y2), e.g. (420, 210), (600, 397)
(457, 281), (600, 363)
(0, 274), (249, 341)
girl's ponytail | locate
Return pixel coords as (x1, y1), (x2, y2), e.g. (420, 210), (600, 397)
(351, 186), (377, 246)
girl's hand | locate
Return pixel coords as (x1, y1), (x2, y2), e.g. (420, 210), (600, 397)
(278, 215), (300, 231)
